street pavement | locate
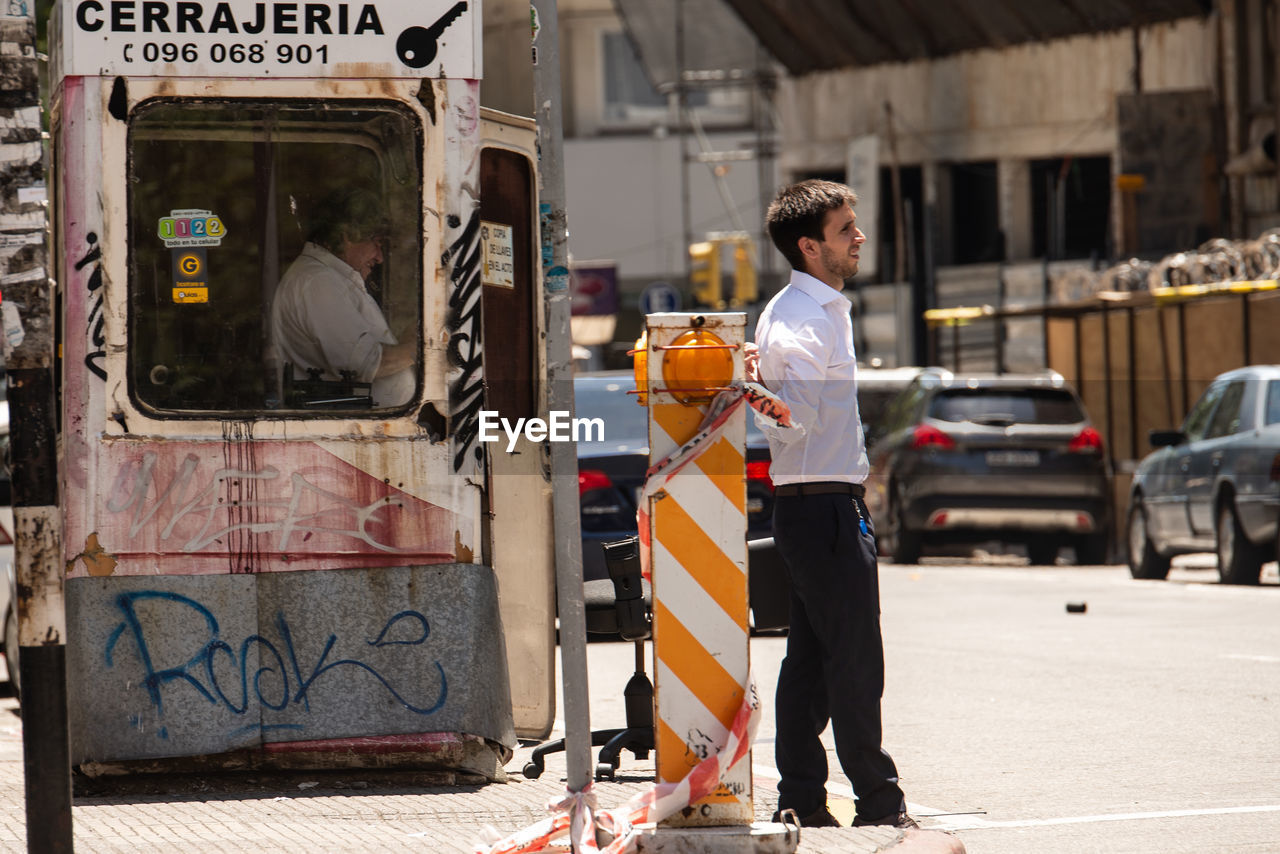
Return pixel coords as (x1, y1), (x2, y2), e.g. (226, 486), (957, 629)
(0, 645), (963, 853)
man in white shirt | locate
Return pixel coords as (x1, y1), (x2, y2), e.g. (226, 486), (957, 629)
(271, 189), (416, 408)
(749, 180), (914, 830)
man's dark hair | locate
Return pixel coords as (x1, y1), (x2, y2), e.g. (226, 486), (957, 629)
(307, 188), (391, 253)
(766, 180), (858, 272)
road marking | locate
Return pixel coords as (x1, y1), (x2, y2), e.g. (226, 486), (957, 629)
(1223, 653), (1280, 664)
(752, 762), (1280, 834)
(928, 804), (1280, 831)
(750, 761), (950, 823)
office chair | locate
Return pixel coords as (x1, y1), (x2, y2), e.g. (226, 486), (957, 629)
(522, 536), (653, 781)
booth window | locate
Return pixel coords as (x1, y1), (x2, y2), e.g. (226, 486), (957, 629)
(127, 99), (423, 416)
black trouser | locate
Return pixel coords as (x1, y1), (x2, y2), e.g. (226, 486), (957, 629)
(772, 490), (905, 821)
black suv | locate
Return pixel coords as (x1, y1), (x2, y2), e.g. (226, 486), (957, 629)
(865, 369), (1111, 565)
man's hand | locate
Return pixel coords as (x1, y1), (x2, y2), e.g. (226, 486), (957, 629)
(743, 342), (761, 383)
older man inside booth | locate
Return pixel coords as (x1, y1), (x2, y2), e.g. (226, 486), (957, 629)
(270, 188), (416, 408)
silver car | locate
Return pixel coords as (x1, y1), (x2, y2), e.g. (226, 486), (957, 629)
(1127, 365), (1280, 584)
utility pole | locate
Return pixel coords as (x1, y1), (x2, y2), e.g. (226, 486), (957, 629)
(885, 102), (907, 285)
(755, 65), (777, 282)
(1, 5), (74, 852)
(530, 0), (592, 802)
(677, 0), (691, 272)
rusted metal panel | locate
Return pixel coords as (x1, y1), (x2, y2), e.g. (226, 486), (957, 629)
(13, 506), (63, 647)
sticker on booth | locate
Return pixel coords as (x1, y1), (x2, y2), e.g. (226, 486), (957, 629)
(158, 209), (227, 248)
(172, 287), (208, 304)
(171, 247), (209, 303)
(480, 221), (514, 289)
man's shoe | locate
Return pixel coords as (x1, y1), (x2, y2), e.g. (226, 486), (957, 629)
(852, 810), (919, 829)
(772, 806), (842, 827)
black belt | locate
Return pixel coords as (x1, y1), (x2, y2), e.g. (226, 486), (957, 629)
(774, 481), (865, 498)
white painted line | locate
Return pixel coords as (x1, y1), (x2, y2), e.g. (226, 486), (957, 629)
(751, 759), (1280, 834)
(1223, 653), (1280, 664)
(929, 804), (1280, 832)
(750, 760), (949, 822)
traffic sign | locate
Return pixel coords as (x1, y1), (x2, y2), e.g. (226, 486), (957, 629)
(640, 281), (681, 315)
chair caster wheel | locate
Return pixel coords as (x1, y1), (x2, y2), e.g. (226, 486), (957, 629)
(523, 762), (544, 780)
(595, 763), (616, 781)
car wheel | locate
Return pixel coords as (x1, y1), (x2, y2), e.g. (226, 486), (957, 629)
(1027, 541), (1059, 566)
(888, 485), (921, 565)
(3, 600), (17, 701)
(1216, 499), (1264, 585)
(1127, 499), (1170, 580)
(1073, 533), (1109, 566)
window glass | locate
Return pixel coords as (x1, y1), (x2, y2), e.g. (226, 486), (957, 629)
(928, 388), (1084, 425)
(1204, 380), (1247, 439)
(574, 374), (647, 451)
(1182, 382), (1226, 441)
(857, 387), (902, 447)
(884, 380), (930, 434)
(1266, 380), (1280, 426)
(127, 99), (422, 416)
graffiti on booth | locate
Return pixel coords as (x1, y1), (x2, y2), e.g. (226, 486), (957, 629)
(76, 231), (107, 382)
(106, 450), (421, 554)
(443, 209), (484, 472)
(104, 589), (448, 740)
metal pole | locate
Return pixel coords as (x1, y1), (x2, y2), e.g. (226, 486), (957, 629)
(531, 0), (592, 800)
(756, 67), (776, 282)
(996, 263), (1006, 374)
(2, 9), (74, 851)
(885, 102), (907, 285)
(677, 0), (692, 269)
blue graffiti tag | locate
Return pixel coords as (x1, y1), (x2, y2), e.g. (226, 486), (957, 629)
(104, 591), (448, 739)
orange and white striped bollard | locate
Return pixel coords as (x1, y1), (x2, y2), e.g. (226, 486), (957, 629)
(644, 311), (752, 828)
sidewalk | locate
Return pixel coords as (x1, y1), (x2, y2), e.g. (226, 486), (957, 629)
(0, 692), (961, 853)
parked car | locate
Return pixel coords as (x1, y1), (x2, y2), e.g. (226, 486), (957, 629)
(1126, 365), (1280, 584)
(866, 368), (1111, 565)
(857, 365), (927, 451)
(573, 371), (787, 628)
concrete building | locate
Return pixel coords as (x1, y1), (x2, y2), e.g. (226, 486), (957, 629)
(486, 0), (783, 366)
(489, 1), (1280, 370)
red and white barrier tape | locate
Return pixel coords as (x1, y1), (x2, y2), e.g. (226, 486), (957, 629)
(473, 381), (789, 854)
(474, 679), (761, 854)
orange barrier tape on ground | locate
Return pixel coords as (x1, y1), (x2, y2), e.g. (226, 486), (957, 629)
(473, 678), (761, 854)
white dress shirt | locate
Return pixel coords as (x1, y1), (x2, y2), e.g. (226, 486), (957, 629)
(270, 242), (412, 407)
(754, 270), (867, 484)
